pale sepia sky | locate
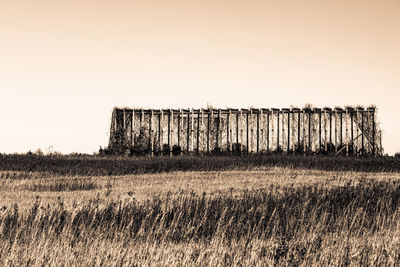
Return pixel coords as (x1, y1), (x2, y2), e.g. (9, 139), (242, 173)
(0, 0), (399, 155)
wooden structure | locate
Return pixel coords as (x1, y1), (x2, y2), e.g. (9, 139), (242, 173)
(108, 106), (382, 156)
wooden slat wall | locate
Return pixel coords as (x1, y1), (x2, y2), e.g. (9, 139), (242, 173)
(109, 107), (379, 156)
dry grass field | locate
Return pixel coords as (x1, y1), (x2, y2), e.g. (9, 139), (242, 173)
(0, 155), (400, 266)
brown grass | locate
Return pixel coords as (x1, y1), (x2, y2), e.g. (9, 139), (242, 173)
(0, 168), (399, 266)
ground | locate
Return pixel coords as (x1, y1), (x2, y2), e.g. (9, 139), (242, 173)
(0, 159), (399, 266)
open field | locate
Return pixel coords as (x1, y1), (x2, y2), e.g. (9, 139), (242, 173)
(0, 155), (400, 266)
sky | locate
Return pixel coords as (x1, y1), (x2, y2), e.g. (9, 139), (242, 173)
(0, 0), (399, 155)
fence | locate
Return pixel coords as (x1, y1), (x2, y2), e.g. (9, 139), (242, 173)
(108, 106), (382, 156)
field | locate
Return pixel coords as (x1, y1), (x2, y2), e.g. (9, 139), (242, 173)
(0, 154), (400, 266)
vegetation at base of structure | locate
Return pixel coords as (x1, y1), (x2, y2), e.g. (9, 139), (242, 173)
(0, 179), (399, 265)
(1, 153), (400, 176)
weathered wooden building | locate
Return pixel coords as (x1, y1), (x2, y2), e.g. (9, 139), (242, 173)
(108, 106), (382, 156)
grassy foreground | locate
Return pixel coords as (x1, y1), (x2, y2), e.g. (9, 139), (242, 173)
(0, 166), (399, 266)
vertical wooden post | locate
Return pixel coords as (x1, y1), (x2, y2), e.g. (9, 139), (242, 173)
(187, 110), (190, 153)
(303, 109), (306, 155)
(257, 110), (260, 153)
(324, 109), (327, 153)
(169, 109), (173, 157)
(361, 109), (364, 156)
(334, 110), (338, 152)
(266, 111), (270, 153)
(149, 110), (153, 156)
(227, 109), (230, 151)
(297, 110), (301, 153)
(180, 109), (184, 155)
(371, 108), (376, 156)
(191, 109), (194, 153)
(318, 109), (322, 153)
(160, 110), (163, 155)
(177, 109), (181, 152)
(197, 110), (200, 153)
(287, 110), (290, 154)
(236, 112), (239, 148)
(122, 109), (126, 153)
(216, 109), (221, 150)
(246, 111), (249, 154)
(340, 111), (343, 147)
(240, 110), (243, 153)
(277, 111), (280, 151)
(271, 109), (274, 152)
(131, 108), (135, 151)
(355, 109), (359, 156)
(345, 109), (349, 156)
(201, 109), (204, 153)
(229, 112), (233, 153)
(140, 109), (144, 129)
(329, 111), (332, 150)
(292, 110), (295, 153)
(350, 110), (354, 154)
(158, 111), (161, 154)
(308, 110), (311, 152)
(207, 109), (210, 153)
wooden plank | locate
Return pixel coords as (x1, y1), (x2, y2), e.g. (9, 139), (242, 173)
(197, 110), (200, 153)
(287, 110), (290, 154)
(207, 109), (210, 153)
(236, 112), (239, 148)
(169, 109), (173, 157)
(361, 110), (364, 155)
(355, 109), (359, 155)
(187, 110), (190, 153)
(324, 110), (327, 153)
(371, 108), (376, 155)
(350, 110), (354, 154)
(160, 110), (163, 155)
(298, 110), (301, 153)
(149, 110), (153, 156)
(345, 109), (349, 156)
(191, 109), (194, 153)
(131, 108), (135, 150)
(308, 110), (311, 152)
(277, 111), (280, 151)
(216, 109), (220, 150)
(334, 110), (337, 152)
(257, 110), (260, 153)
(177, 109), (181, 150)
(267, 112), (270, 153)
(318, 110), (322, 153)
(240, 109), (243, 153)
(181, 109), (184, 156)
(271, 109), (274, 152)
(303, 109), (306, 154)
(227, 109), (231, 151)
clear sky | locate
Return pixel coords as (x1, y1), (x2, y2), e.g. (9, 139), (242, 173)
(0, 0), (399, 155)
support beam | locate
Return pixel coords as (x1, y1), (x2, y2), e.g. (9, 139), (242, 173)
(287, 110), (290, 154)
(361, 109), (364, 155)
(267, 112), (270, 153)
(131, 109), (135, 151)
(149, 110), (153, 156)
(207, 109), (210, 153)
(257, 110), (260, 153)
(227, 109), (231, 151)
(371, 108), (376, 156)
(246, 111), (249, 154)
(187, 111), (190, 153)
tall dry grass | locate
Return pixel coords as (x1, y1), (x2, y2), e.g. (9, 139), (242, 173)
(0, 178), (399, 266)
(1, 153), (400, 176)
